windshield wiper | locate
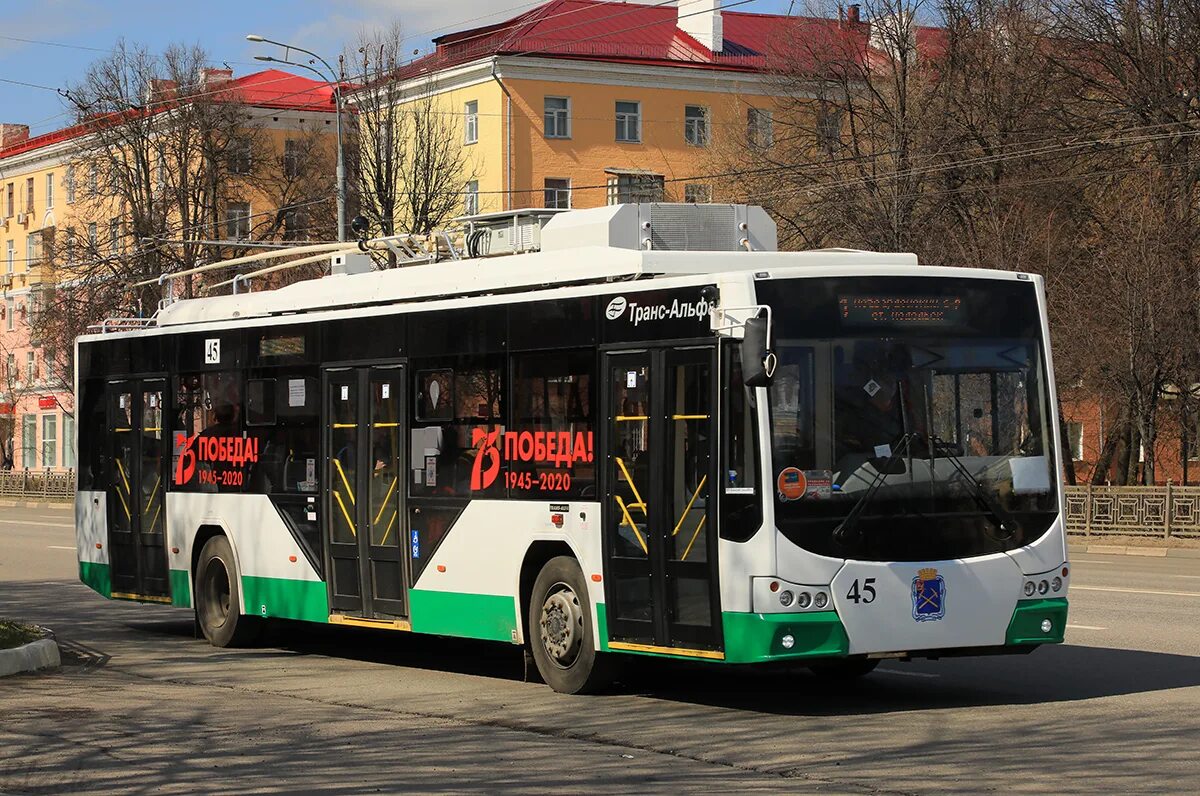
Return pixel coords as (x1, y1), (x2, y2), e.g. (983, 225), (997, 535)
(927, 434), (1020, 541)
(832, 432), (918, 550)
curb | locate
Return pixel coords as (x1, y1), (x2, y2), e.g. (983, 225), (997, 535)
(1067, 543), (1200, 560)
(0, 500), (72, 510)
(0, 638), (61, 678)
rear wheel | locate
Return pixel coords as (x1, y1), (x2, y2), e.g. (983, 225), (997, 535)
(808, 657), (879, 680)
(528, 556), (615, 694)
(195, 535), (260, 648)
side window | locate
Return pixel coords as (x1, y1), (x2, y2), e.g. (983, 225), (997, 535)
(409, 357), (505, 498)
(172, 372), (246, 492)
(721, 346), (762, 542)
(510, 350), (596, 499)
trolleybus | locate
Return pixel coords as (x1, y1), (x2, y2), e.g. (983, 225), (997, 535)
(74, 203), (1069, 693)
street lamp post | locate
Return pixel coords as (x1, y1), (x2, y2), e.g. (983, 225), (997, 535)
(246, 34), (347, 242)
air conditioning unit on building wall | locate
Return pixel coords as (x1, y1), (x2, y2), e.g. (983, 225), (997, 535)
(0, 275), (10, 290)
(15, 212), (27, 224)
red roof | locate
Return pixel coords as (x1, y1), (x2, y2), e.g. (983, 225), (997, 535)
(395, 0), (862, 77)
(0, 68), (336, 160)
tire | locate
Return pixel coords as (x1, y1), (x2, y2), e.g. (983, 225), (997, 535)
(807, 657), (880, 680)
(195, 535), (261, 648)
(527, 556), (615, 694)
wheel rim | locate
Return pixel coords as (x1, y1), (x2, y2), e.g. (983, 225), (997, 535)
(203, 557), (231, 629)
(539, 581), (584, 668)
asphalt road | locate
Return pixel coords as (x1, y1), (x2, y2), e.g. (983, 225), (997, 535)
(2, 505), (1198, 794)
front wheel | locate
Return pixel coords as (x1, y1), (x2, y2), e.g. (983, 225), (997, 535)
(195, 535), (261, 648)
(527, 556), (615, 694)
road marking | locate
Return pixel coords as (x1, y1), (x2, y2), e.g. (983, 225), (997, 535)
(47, 545), (76, 551)
(0, 520), (74, 528)
(1066, 624), (1106, 631)
(1072, 585), (1200, 598)
(876, 668), (940, 679)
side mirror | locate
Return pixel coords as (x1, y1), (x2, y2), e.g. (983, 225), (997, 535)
(741, 312), (777, 388)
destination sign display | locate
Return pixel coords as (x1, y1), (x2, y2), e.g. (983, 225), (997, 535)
(838, 294), (964, 326)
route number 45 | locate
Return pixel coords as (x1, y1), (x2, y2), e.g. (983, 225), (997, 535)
(846, 577), (877, 604)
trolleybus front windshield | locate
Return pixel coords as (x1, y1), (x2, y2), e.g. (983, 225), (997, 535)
(757, 275), (1058, 561)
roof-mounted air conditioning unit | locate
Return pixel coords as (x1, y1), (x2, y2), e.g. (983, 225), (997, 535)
(540, 203), (778, 253)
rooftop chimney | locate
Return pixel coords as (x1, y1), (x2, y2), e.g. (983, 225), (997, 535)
(678, 0), (724, 53)
(847, 3), (861, 23)
(198, 68), (234, 87)
(0, 124), (30, 150)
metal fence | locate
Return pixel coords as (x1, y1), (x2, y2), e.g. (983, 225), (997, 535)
(0, 469), (75, 501)
(1064, 484), (1200, 539)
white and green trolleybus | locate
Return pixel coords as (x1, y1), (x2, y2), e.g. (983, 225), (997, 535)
(74, 204), (1069, 693)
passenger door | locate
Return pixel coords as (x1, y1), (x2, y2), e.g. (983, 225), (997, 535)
(602, 346), (722, 655)
(106, 377), (170, 601)
(324, 365), (407, 620)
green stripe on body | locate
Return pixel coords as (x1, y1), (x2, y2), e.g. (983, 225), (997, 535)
(79, 561), (111, 598)
(241, 575), (329, 623)
(170, 569), (191, 608)
(409, 589), (517, 642)
(1006, 597), (1068, 645)
(722, 611), (849, 663)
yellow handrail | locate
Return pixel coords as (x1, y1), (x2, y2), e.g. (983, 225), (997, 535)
(682, 515), (708, 561)
(614, 495), (649, 554)
(671, 475), (707, 537)
(333, 458), (356, 506)
(333, 490), (356, 538)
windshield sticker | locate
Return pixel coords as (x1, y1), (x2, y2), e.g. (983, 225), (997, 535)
(804, 471), (833, 499)
(777, 467), (806, 501)
(873, 443), (892, 459)
(912, 568), (947, 621)
(863, 379), (881, 397)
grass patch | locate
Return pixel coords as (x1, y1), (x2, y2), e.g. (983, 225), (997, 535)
(0, 621), (43, 650)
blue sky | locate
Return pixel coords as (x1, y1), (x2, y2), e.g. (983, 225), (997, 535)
(0, 0), (796, 138)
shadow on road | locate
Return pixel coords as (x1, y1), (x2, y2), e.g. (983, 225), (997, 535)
(8, 580), (1200, 716)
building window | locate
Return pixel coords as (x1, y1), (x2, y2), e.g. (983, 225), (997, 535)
(5, 240), (12, 274)
(1066, 421), (1084, 461)
(283, 139), (301, 178)
(226, 202), (251, 240)
(463, 180), (480, 216)
(156, 152), (166, 189)
(88, 164), (98, 196)
(26, 234), (39, 266)
(4, 299), (12, 331)
(615, 101), (641, 143)
(42, 414), (57, 469)
(88, 222), (98, 248)
(25, 178), (34, 212)
(46, 173), (54, 209)
(22, 414), (36, 469)
(606, 172), (664, 205)
(816, 105), (843, 151)
(63, 415), (76, 469)
(65, 227), (76, 263)
(65, 167), (76, 204)
(684, 105), (710, 147)
(283, 206), (308, 241)
(544, 178), (571, 209)
(228, 137), (252, 175)
(5, 183), (12, 217)
(544, 97), (570, 138)
(26, 351), (35, 383)
(748, 107), (774, 148)
(684, 183), (712, 203)
(5, 352), (13, 378)
(510, 350), (596, 498)
(464, 101), (478, 145)
(109, 219), (120, 255)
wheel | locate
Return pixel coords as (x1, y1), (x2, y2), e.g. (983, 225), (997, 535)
(195, 535), (261, 648)
(528, 556), (615, 694)
(807, 657), (880, 680)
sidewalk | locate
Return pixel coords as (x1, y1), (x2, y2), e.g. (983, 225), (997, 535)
(1068, 541), (1200, 559)
(0, 499), (72, 510)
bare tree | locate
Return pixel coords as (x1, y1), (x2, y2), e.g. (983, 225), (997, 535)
(347, 24), (478, 243)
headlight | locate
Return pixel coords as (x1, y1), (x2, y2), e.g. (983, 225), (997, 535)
(1024, 581), (1036, 597)
(1040, 619), (1053, 633)
(781, 634), (796, 649)
(1051, 577), (1062, 592)
(797, 591), (812, 609)
(779, 590), (794, 607)
(814, 592), (828, 609)
(1037, 580), (1049, 595)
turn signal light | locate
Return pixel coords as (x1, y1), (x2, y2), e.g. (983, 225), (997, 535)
(779, 590), (794, 607)
(796, 591), (812, 609)
(1051, 577), (1062, 592)
(814, 592), (828, 609)
(1037, 580), (1050, 595)
(1023, 581), (1036, 597)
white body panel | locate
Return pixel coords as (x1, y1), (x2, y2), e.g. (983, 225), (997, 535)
(75, 490), (108, 566)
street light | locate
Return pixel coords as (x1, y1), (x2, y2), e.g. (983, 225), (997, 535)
(246, 34), (347, 242)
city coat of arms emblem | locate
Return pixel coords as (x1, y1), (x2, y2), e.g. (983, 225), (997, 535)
(912, 567), (947, 622)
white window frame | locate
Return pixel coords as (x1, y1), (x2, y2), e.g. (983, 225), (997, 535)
(684, 183), (712, 203)
(463, 180), (480, 216)
(684, 105), (710, 147)
(544, 96), (571, 139)
(108, 218), (120, 255)
(41, 414), (57, 469)
(65, 166), (76, 204)
(464, 101), (479, 145)
(87, 222), (98, 248)
(615, 101), (642, 143)
(5, 298), (13, 331)
(46, 173), (54, 209)
(544, 178), (571, 209)
(63, 415), (76, 469)
(25, 177), (34, 213)
(22, 414), (36, 469)
(26, 351), (35, 384)
(748, 107), (774, 148)
(226, 202), (252, 241)
(5, 240), (12, 275)
(606, 172), (664, 204)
